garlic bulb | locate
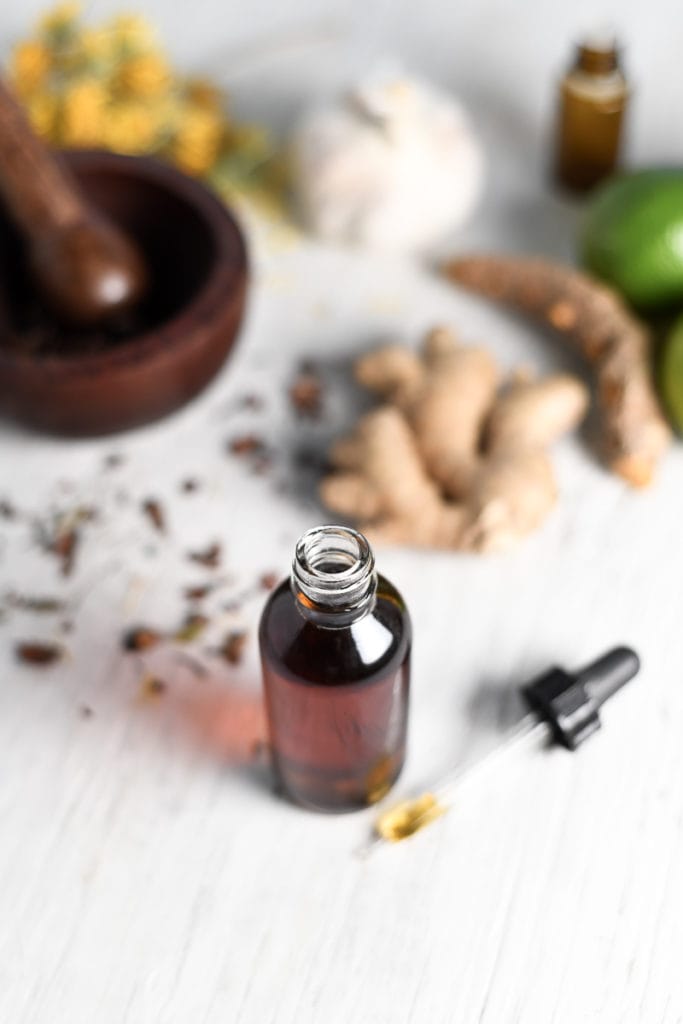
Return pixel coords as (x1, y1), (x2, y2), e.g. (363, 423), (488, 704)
(290, 73), (484, 250)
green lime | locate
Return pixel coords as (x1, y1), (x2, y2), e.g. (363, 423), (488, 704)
(581, 169), (683, 310)
(660, 312), (683, 432)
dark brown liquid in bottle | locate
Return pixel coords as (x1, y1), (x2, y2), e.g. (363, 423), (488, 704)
(259, 573), (411, 812)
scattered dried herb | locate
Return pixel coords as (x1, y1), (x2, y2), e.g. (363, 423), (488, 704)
(174, 612), (210, 643)
(289, 369), (322, 417)
(123, 626), (164, 652)
(180, 478), (201, 494)
(228, 434), (265, 456)
(103, 453), (125, 470)
(260, 572), (278, 591)
(219, 630), (247, 665)
(79, 705), (94, 718)
(140, 675), (167, 699)
(50, 526), (79, 576)
(142, 498), (166, 534)
(39, 506), (96, 577)
(15, 641), (63, 666)
(0, 499), (16, 520)
(188, 542), (222, 569)
(240, 393), (265, 411)
(5, 593), (66, 613)
(184, 583), (213, 601)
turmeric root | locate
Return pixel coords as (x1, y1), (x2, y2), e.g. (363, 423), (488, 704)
(444, 254), (672, 487)
(321, 330), (589, 552)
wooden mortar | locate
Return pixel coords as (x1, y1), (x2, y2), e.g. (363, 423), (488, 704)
(0, 150), (248, 436)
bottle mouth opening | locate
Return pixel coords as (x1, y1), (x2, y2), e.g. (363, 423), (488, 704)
(292, 525), (376, 611)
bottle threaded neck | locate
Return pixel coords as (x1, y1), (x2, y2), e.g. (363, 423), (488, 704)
(292, 525), (377, 621)
(576, 40), (619, 74)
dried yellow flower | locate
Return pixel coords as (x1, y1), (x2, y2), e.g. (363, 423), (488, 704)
(6, 3), (285, 217)
(169, 107), (223, 176)
(109, 13), (155, 50)
(10, 41), (51, 97)
(78, 27), (114, 63)
(185, 78), (223, 113)
(103, 101), (162, 155)
(60, 79), (107, 146)
(39, 1), (81, 34)
(115, 53), (171, 98)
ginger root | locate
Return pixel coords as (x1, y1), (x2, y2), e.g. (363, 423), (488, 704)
(356, 326), (499, 497)
(444, 254), (672, 487)
(321, 329), (589, 552)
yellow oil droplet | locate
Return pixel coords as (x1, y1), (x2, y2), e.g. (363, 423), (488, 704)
(374, 792), (447, 843)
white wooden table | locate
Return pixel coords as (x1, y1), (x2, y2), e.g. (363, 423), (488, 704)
(2, 2), (683, 1021)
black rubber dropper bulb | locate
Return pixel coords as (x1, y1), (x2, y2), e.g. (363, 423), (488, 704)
(522, 646), (640, 750)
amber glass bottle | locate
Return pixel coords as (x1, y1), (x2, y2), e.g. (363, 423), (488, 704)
(259, 525), (411, 812)
(554, 38), (629, 192)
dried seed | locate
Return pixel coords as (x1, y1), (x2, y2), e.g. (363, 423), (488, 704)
(142, 498), (166, 534)
(219, 630), (247, 665)
(103, 453), (125, 470)
(123, 627), (164, 652)
(188, 542), (222, 569)
(0, 499), (16, 520)
(260, 572), (278, 591)
(15, 641), (63, 666)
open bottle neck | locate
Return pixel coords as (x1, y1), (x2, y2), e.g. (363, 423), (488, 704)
(291, 525), (378, 627)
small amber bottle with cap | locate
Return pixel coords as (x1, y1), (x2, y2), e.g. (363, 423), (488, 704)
(259, 525), (411, 812)
(554, 37), (629, 192)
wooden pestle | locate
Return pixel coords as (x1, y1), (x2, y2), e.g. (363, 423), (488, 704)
(0, 77), (147, 327)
